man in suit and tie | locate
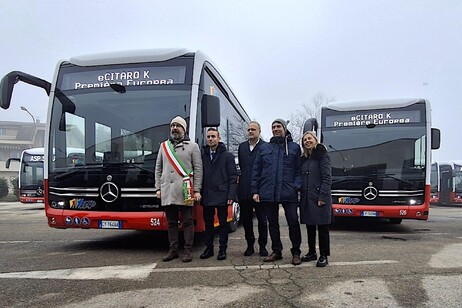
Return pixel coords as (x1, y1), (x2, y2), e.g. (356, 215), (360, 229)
(200, 127), (238, 260)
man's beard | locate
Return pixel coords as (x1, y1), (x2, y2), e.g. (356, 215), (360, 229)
(171, 132), (184, 140)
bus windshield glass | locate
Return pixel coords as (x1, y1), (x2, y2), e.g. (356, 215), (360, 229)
(454, 163), (462, 193)
(48, 62), (192, 173)
(21, 152), (44, 188)
(322, 105), (426, 190)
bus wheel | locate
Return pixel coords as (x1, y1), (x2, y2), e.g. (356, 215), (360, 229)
(389, 218), (402, 224)
(229, 202), (241, 233)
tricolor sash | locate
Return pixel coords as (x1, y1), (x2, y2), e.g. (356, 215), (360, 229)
(162, 140), (195, 206)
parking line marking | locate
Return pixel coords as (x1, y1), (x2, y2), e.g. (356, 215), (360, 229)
(0, 263), (157, 280)
(152, 260), (399, 272)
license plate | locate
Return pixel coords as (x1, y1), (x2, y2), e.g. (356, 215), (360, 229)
(361, 211), (379, 217)
(99, 220), (122, 229)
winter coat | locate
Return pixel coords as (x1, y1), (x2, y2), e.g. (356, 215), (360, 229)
(201, 142), (238, 207)
(300, 144), (333, 225)
(237, 139), (266, 202)
(155, 138), (203, 206)
(251, 135), (301, 203)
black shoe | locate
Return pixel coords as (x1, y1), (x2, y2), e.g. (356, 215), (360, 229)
(217, 248), (227, 260)
(263, 252), (282, 262)
(244, 246), (255, 256)
(301, 252), (317, 262)
(316, 256), (328, 267)
(200, 247), (214, 259)
(259, 246), (269, 257)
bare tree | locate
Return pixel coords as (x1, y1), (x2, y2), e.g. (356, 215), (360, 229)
(287, 93), (335, 144)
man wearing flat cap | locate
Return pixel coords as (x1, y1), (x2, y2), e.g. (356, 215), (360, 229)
(251, 118), (303, 266)
(155, 116), (203, 263)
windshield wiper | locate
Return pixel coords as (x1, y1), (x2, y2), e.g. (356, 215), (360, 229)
(103, 162), (154, 174)
(331, 175), (369, 184)
(375, 173), (415, 186)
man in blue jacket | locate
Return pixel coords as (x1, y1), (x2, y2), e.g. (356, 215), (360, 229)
(251, 119), (302, 265)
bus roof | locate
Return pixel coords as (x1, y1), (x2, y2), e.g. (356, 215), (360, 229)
(326, 98), (427, 111)
(23, 148), (44, 155)
(438, 160), (462, 167)
(68, 48), (192, 66)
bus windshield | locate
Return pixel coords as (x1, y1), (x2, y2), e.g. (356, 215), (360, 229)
(322, 125), (426, 190)
(49, 87), (191, 172)
(21, 152), (44, 189)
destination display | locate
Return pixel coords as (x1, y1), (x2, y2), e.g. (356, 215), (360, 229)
(59, 66), (187, 90)
(24, 154), (44, 162)
(325, 110), (421, 128)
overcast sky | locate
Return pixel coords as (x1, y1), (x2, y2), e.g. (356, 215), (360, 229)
(0, 0), (460, 161)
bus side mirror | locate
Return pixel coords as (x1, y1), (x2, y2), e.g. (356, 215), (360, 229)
(431, 128), (441, 150)
(201, 94), (220, 127)
(5, 158), (20, 169)
(303, 118), (318, 133)
(0, 71), (51, 110)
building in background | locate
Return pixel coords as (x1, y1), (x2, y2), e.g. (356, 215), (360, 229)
(0, 120), (45, 196)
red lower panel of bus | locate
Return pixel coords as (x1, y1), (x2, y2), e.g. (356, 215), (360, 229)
(45, 206), (233, 232)
(20, 197), (45, 204)
(44, 180), (233, 231)
(333, 203), (429, 220)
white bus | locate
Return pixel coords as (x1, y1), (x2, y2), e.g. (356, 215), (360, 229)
(6, 147), (44, 203)
(0, 49), (249, 231)
(304, 98), (440, 223)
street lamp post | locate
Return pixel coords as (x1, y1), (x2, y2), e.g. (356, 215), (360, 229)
(20, 106), (35, 123)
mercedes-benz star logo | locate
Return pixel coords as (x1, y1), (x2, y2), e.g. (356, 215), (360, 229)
(100, 182), (119, 203)
(363, 185), (378, 201)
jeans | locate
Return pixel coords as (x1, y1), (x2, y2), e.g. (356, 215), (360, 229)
(263, 201), (301, 256)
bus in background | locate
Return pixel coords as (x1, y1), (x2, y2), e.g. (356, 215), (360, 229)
(0, 49), (249, 232)
(430, 161), (440, 204)
(435, 161), (462, 205)
(6, 148), (45, 203)
(304, 98), (440, 224)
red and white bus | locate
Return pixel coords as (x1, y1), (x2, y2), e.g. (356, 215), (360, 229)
(431, 161), (462, 205)
(5, 147), (45, 203)
(304, 98), (441, 223)
(0, 49), (249, 231)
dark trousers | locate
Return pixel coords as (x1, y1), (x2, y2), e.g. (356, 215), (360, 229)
(306, 224), (330, 256)
(240, 199), (268, 248)
(263, 202), (301, 256)
(165, 205), (194, 252)
(203, 205), (229, 249)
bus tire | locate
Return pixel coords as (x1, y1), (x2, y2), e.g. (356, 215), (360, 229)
(389, 218), (402, 224)
(229, 202), (240, 233)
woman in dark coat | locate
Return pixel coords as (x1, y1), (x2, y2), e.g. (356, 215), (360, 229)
(299, 131), (332, 267)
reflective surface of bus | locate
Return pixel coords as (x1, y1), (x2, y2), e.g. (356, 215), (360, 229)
(305, 98), (440, 223)
(6, 148), (44, 203)
(1, 49), (250, 231)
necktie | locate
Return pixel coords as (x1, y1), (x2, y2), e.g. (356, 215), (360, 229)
(210, 151), (216, 161)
